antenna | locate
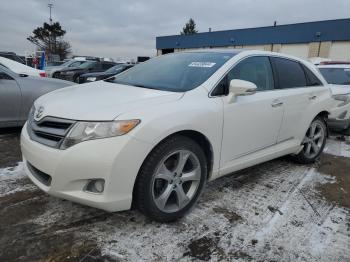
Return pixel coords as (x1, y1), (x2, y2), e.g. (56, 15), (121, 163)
(48, 3), (53, 24)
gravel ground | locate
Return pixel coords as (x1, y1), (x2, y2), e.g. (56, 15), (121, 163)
(0, 130), (349, 262)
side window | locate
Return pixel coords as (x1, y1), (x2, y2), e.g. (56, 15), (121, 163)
(0, 69), (14, 80)
(227, 56), (274, 91)
(272, 57), (307, 89)
(302, 65), (323, 86)
(69, 61), (80, 67)
(102, 63), (114, 70)
(92, 63), (102, 70)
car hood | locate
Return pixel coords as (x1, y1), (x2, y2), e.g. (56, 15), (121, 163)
(328, 84), (350, 95)
(34, 81), (184, 121)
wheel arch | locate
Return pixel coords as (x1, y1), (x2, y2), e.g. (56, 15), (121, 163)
(131, 129), (214, 207)
(314, 110), (330, 137)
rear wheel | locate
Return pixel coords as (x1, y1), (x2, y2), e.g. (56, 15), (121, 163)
(135, 136), (207, 222)
(294, 117), (327, 164)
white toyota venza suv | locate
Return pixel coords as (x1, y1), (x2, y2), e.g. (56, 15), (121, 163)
(21, 50), (333, 222)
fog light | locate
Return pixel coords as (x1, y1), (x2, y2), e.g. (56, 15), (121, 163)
(85, 179), (105, 193)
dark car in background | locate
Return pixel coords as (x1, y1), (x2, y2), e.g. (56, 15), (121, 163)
(0, 51), (25, 64)
(78, 63), (134, 83)
(56, 61), (117, 82)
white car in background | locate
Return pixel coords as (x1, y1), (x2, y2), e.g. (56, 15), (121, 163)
(318, 62), (350, 135)
(0, 56), (46, 77)
(21, 50), (333, 222)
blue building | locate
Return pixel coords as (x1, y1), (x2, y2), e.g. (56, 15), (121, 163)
(156, 18), (350, 60)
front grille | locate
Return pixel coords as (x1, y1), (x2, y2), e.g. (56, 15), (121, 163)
(27, 162), (52, 186)
(27, 114), (75, 149)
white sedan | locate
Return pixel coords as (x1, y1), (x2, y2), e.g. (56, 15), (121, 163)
(0, 56), (46, 77)
(21, 50), (333, 222)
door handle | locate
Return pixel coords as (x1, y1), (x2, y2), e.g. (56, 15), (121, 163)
(309, 95), (317, 100)
(271, 100), (283, 107)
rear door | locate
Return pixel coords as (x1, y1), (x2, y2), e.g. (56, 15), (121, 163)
(270, 57), (326, 142)
(219, 56), (284, 168)
(0, 68), (21, 127)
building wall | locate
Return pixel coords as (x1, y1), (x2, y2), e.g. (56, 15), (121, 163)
(158, 40), (350, 61)
(329, 41), (350, 60)
(280, 43), (309, 59)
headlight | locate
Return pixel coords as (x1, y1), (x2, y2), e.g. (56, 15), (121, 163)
(60, 120), (140, 149)
(86, 77), (97, 82)
(333, 94), (350, 107)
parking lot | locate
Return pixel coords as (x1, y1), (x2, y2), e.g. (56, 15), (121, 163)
(0, 129), (349, 261)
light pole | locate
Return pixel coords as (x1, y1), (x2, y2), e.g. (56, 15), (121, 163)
(48, 3), (53, 24)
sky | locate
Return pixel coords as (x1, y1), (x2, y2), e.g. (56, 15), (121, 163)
(0, 0), (349, 60)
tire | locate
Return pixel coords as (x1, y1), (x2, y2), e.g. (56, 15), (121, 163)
(293, 117), (327, 164)
(135, 136), (207, 222)
(73, 75), (80, 83)
(52, 72), (59, 78)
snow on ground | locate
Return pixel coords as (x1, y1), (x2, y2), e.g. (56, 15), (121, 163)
(324, 135), (350, 157)
(0, 136), (349, 261)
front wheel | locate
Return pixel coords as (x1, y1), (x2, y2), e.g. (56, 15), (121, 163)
(135, 136), (207, 222)
(293, 117), (327, 164)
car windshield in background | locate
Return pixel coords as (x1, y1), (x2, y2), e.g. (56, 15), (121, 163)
(108, 52), (235, 92)
(78, 61), (96, 69)
(319, 68), (350, 85)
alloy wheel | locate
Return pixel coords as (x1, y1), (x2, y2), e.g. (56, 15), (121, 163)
(151, 150), (201, 213)
(302, 121), (325, 159)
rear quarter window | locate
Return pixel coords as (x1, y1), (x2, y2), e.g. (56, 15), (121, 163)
(272, 57), (307, 89)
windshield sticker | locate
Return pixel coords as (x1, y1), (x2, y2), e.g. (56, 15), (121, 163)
(188, 62), (216, 68)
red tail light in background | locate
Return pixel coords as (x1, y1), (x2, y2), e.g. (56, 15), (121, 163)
(39, 72), (47, 77)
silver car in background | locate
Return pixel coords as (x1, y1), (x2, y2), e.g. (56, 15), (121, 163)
(45, 59), (86, 78)
(0, 65), (72, 128)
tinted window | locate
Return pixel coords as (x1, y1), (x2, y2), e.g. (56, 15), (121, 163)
(109, 52), (236, 92)
(302, 65), (323, 86)
(319, 68), (350, 85)
(69, 61), (84, 67)
(228, 56), (274, 91)
(78, 61), (97, 69)
(0, 68), (13, 80)
(102, 63), (114, 70)
(272, 57), (307, 89)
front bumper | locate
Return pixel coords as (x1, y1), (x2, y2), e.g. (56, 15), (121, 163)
(328, 104), (350, 131)
(21, 123), (152, 212)
(327, 118), (350, 131)
(57, 73), (75, 82)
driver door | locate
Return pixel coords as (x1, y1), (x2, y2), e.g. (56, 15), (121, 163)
(219, 56), (284, 171)
(0, 68), (21, 127)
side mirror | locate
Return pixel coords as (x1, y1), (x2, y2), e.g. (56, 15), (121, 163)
(227, 79), (257, 103)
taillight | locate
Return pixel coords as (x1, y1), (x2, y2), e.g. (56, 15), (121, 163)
(39, 72), (46, 77)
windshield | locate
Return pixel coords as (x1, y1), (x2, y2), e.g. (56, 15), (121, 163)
(108, 52), (235, 92)
(105, 64), (125, 74)
(78, 61), (96, 69)
(319, 68), (350, 85)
